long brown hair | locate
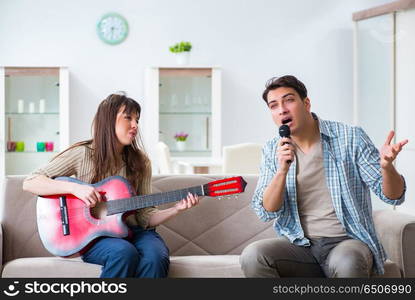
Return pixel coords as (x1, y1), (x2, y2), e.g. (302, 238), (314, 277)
(56, 94), (150, 192)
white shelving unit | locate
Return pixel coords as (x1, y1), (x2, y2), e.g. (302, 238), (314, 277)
(144, 66), (222, 173)
(0, 67), (70, 176)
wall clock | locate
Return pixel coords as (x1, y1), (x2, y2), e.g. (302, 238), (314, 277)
(96, 13), (129, 45)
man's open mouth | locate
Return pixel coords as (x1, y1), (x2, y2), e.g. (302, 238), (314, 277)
(282, 118), (292, 125)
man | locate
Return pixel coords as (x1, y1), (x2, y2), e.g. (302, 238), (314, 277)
(240, 75), (408, 277)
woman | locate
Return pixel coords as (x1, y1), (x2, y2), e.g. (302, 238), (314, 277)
(23, 94), (199, 278)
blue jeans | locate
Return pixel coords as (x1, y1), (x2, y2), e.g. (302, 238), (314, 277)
(82, 226), (170, 278)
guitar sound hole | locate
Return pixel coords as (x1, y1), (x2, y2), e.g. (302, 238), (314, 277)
(90, 201), (108, 220)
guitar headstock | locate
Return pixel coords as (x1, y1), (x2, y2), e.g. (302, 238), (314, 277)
(203, 176), (247, 197)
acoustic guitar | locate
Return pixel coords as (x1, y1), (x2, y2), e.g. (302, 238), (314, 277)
(36, 175), (247, 257)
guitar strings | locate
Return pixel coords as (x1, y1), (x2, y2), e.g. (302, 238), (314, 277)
(44, 186), (240, 216)
(41, 183), (235, 218)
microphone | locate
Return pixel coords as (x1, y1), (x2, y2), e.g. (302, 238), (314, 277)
(279, 124), (292, 164)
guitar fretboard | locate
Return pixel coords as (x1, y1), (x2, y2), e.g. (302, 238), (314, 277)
(106, 185), (205, 216)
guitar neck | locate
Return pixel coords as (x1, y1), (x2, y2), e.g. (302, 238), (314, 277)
(106, 185), (206, 216)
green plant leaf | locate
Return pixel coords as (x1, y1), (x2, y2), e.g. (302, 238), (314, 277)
(169, 41), (192, 53)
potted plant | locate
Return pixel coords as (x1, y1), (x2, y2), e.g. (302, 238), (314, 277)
(169, 41), (192, 65)
(174, 132), (189, 151)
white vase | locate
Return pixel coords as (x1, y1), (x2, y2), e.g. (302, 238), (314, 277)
(176, 141), (186, 152)
(176, 52), (190, 65)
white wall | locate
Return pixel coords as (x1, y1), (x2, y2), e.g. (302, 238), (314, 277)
(0, 0), (393, 146)
(395, 8), (415, 215)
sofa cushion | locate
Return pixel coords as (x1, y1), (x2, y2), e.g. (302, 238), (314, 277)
(2, 256), (399, 278)
(1, 257), (101, 278)
(2, 176), (52, 263)
(169, 255), (244, 278)
(2, 255), (244, 278)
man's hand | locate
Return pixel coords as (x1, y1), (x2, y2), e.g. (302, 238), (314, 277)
(380, 131), (408, 169)
(277, 137), (295, 174)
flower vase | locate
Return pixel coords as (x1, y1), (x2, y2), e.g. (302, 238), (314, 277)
(176, 141), (186, 152)
(176, 52), (190, 65)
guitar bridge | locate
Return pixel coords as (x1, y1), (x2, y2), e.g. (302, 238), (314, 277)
(59, 196), (70, 236)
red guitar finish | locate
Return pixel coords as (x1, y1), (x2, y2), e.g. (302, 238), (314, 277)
(37, 175), (247, 257)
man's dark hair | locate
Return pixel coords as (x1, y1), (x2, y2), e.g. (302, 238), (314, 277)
(262, 75), (308, 104)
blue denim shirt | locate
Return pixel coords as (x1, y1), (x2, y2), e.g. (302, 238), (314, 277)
(252, 113), (406, 275)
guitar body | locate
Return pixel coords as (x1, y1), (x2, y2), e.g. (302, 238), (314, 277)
(36, 176), (135, 257)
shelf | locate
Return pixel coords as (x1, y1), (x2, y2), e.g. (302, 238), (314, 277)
(6, 112), (59, 115)
(171, 150), (210, 153)
(2, 66), (69, 176)
(171, 150), (211, 158)
(160, 112), (211, 115)
(145, 66), (221, 163)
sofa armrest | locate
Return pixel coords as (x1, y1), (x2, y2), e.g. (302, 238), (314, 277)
(373, 209), (415, 277)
